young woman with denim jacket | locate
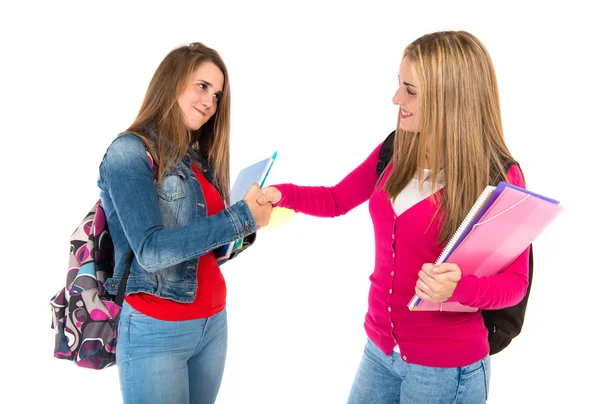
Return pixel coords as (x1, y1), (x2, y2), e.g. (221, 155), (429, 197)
(258, 31), (528, 404)
(98, 42), (272, 404)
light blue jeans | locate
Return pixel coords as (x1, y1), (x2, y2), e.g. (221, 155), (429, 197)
(347, 339), (490, 404)
(116, 302), (228, 404)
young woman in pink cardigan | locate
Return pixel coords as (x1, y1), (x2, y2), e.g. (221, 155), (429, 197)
(258, 31), (528, 404)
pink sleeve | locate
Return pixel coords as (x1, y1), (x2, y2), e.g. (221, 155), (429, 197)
(446, 164), (530, 309)
(270, 142), (382, 217)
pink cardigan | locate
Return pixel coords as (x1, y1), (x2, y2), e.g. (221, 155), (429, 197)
(272, 142), (529, 367)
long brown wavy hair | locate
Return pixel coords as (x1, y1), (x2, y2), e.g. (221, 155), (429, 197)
(124, 42), (232, 204)
(384, 31), (517, 244)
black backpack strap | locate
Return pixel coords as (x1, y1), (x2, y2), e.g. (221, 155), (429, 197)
(490, 158), (519, 185)
(503, 159), (519, 174)
(376, 130), (396, 176)
(114, 251), (134, 307)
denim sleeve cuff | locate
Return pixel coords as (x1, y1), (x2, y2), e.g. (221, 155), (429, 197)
(228, 232), (257, 261)
(224, 200), (257, 238)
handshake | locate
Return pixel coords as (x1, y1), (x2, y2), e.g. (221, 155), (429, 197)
(242, 185), (282, 229)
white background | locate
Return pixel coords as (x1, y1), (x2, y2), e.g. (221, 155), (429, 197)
(1, 1), (598, 403)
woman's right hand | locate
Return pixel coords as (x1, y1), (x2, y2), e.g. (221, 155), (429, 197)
(243, 183), (272, 228)
(257, 186), (282, 205)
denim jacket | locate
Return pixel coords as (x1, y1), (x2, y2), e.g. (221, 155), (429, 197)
(98, 133), (257, 303)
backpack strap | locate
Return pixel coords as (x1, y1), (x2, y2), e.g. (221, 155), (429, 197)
(114, 250), (134, 307)
(490, 158), (519, 186)
(502, 159), (520, 178)
(376, 130), (396, 176)
(503, 159), (518, 172)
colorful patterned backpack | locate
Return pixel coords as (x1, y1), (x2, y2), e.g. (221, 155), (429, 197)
(49, 201), (134, 369)
(49, 149), (154, 369)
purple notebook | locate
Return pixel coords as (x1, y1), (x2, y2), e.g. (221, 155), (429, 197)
(444, 182), (560, 259)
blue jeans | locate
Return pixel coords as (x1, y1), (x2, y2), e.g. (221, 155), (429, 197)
(116, 302), (228, 404)
(347, 339), (490, 404)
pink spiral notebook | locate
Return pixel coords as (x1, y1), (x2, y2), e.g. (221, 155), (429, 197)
(408, 182), (564, 312)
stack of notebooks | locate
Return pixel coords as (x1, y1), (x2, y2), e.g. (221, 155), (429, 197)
(408, 181), (564, 312)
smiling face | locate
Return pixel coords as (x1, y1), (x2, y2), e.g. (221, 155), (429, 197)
(177, 62), (224, 131)
(392, 57), (419, 133)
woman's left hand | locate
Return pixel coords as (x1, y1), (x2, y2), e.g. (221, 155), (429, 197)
(415, 263), (462, 303)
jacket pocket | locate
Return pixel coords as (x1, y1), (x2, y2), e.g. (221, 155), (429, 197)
(156, 170), (187, 228)
(156, 169), (187, 201)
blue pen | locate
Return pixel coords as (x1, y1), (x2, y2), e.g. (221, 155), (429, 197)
(260, 151), (277, 188)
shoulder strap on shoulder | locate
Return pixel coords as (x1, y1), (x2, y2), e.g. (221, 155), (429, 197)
(490, 157), (520, 186)
(376, 130), (396, 176)
(503, 158), (519, 174)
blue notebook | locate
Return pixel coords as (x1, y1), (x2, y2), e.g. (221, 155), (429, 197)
(229, 152), (277, 203)
(215, 152), (277, 260)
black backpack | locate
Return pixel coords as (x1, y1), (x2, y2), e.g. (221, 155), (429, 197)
(376, 131), (534, 355)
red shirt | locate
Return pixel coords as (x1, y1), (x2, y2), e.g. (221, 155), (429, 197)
(125, 164), (227, 321)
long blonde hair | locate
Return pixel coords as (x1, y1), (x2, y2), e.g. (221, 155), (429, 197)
(384, 31), (516, 244)
(125, 42), (232, 203)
